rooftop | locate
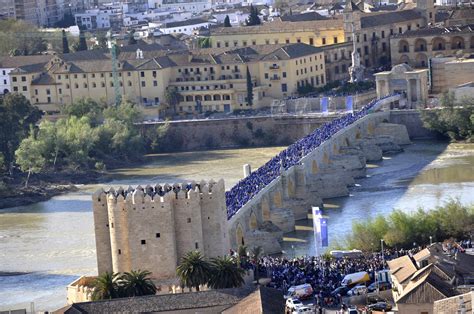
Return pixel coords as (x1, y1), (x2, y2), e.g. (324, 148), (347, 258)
(361, 9), (422, 28)
(279, 12), (328, 22)
(163, 18), (209, 28)
(393, 24), (474, 38)
(387, 255), (418, 285)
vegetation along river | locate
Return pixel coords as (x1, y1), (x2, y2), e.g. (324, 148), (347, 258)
(0, 141), (473, 312)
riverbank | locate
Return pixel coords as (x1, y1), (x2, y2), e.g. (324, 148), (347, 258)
(0, 171), (101, 209)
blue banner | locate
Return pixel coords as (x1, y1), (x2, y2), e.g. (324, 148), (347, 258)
(313, 207), (329, 251)
(346, 95), (353, 113)
(321, 97), (328, 113)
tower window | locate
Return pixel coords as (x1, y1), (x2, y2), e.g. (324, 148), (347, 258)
(118, 249), (121, 254)
(156, 233), (161, 238)
(141, 240), (146, 245)
(187, 218), (191, 223)
(195, 242), (199, 249)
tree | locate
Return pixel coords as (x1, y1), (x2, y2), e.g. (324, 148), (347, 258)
(0, 20), (47, 56)
(165, 87), (181, 115)
(128, 30), (137, 45)
(77, 30), (88, 51)
(250, 246), (263, 284)
(197, 37), (211, 48)
(62, 30), (70, 53)
(55, 12), (75, 28)
(246, 67), (253, 106)
(90, 272), (122, 300)
(15, 132), (45, 187)
(208, 256), (245, 289)
(176, 251), (212, 291)
(246, 5), (261, 26)
(120, 270), (157, 297)
(63, 98), (105, 126)
(0, 93), (42, 175)
(94, 32), (109, 50)
(224, 15), (232, 27)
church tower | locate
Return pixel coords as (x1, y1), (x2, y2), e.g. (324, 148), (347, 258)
(416, 0), (436, 25)
(343, 0), (362, 42)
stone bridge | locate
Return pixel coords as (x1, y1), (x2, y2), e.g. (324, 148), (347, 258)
(226, 95), (411, 254)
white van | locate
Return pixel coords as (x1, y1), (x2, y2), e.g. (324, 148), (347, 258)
(285, 284), (314, 300)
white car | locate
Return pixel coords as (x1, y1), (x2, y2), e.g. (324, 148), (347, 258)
(347, 284), (368, 296)
(292, 305), (313, 313)
(286, 297), (303, 311)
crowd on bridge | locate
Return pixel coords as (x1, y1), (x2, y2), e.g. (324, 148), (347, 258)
(225, 94), (398, 219)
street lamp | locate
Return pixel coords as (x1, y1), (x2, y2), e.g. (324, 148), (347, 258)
(381, 239), (385, 265)
(429, 236), (433, 245)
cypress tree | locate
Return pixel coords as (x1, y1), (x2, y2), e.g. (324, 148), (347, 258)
(128, 30), (137, 45)
(246, 67), (253, 106)
(77, 30), (88, 51)
(246, 5), (261, 26)
(224, 15), (231, 27)
(62, 30), (70, 53)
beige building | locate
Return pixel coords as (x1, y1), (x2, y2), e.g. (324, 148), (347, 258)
(321, 41), (353, 82)
(343, 0), (428, 68)
(390, 24), (474, 68)
(209, 19), (346, 50)
(8, 43), (326, 115)
(374, 63), (429, 108)
(434, 291), (473, 314)
(429, 56), (474, 94)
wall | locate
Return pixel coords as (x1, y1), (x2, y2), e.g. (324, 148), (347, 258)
(388, 110), (436, 139)
(143, 115), (334, 152)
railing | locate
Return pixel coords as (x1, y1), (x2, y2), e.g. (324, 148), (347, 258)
(225, 94), (399, 220)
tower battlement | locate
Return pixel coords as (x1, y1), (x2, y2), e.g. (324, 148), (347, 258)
(92, 179), (229, 280)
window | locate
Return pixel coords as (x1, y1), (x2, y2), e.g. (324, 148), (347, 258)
(153, 80), (157, 86)
(333, 37), (338, 44)
(141, 81), (145, 87)
(47, 96), (51, 103)
(12, 77), (17, 82)
(282, 72), (287, 78)
(82, 74), (86, 79)
(46, 89), (50, 95)
(390, 29), (394, 35)
(13, 86), (18, 91)
(92, 82), (96, 88)
(334, 53), (338, 61)
(296, 70), (299, 75)
(382, 42), (387, 52)
(118, 249), (121, 255)
(281, 83), (287, 92)
(252, 40), (256, 45)
(22, 86), (27, 91)
(363, 34), (367, 42)
(381, 31), (385, 38)
(58, 75), (61, 80)
(187, 218), (191, 223)
(243, 41), (247, 46)
(322, 38), (326, 45)
(21, 76), (26, 82)
(74, 74), (77, 79)
(152, 71), (157, 77)
(101, 82), (105, 88)
(264, 73), (269, 79)
(66, 84), (70, 89)
(309, 38), (314, 45)
(364, 46), (369, 54)
(58, 88), (62, 94)
(84, 83), (87, 88)
(407, 25), (411, 31)
(74, 83), (78, 88)
(156, 233), (160, 238)
(140, 71), (145, 77)
(127, 72), (131, 77)
(286, 39), (290, 44)
(141, 240), (146, 245)
(399, 27), (402, 34)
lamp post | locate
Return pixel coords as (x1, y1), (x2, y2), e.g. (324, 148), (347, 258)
(429, 236), (433, 245)
(381, 239), (385, 265)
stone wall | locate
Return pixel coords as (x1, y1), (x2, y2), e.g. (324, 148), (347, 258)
(389, 110), (436, 139)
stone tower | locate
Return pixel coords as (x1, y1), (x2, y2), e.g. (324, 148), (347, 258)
(343, 0), (362, 40)
(416, 0), (436, 25)
(92, 180), (229, 280)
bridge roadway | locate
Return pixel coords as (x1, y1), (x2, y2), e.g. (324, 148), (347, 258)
(225, 95), (409, 254)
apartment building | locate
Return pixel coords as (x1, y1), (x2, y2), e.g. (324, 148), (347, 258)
(209, 19), (345, 50)
(7, 43), (325, 115)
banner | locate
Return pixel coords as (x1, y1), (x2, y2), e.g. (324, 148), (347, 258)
(312, 207), (329, 252)
(345, 95), (354, 113)
(321, 97), (328, 114)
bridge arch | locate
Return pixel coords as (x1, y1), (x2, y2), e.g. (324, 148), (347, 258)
(367, 122), (375, 135)
(323, 151), (330, 164)
(261, 198), (270, 221)
(345, 137), (351, 147)
(249, 211), (258, 230)
(236, 223), (245, 246)
(333, 143), (339, 154)
(312, 160), (319, 174)
(356, 130), (362, 139)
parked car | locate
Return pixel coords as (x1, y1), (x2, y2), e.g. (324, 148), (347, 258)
(286, 297), (303, 311)
(347, 284), (368, 296)
(285, 284), (314, 300)
(346, 306), (359, 314)
(292, 305), (313, 313)
(331, 286), (349, 296)
(368, 281), (392, 292)
(368, 302), (392, 311)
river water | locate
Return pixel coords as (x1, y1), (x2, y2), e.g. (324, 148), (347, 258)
(0, 141), (473, 311)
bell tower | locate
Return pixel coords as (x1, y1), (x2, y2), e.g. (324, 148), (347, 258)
(416, 0), (436, 25)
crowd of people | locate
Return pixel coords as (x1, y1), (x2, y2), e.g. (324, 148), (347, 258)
(225, 94), (398, 219)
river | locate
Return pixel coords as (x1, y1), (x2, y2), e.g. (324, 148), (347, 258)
(0, 141), (473, 312)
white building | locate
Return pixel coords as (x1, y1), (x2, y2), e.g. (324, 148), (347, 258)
(148, 0), (211, 14)
(159, 18), (210, 35)
(75, 6), (121, 30)
(211, 9), (250, 26)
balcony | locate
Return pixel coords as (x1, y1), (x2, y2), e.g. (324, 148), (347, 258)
(270, 76), (281, 81)
(269, 65), (280, 70)
(232, 69), (240, 73)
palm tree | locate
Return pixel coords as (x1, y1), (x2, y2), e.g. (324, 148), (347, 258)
(120, 270), (157, 297)
(237, 245), (248, 267)
(208, 256), (245, 289)
(176, 251), (212, 291)
(90, 272), (122, 300)
(250, 246), (263, 285)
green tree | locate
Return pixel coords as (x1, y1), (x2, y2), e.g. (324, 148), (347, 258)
(128, 30), (137, 45)
(208, 256), (245, 289)
(0, 20), (47, 56)
(197, 37), (211, 48)
(15, 132), (45, 187)
(94, 32), (109, 50)
(246, 5), (261, 26)
(63, 98), (105, 126)
(246, 67), (253, 106)
(62, 30), (70, 53)
(176, 251), (212, 291)
(0, 93), (42, 175)
(90, 272), (122, 300)
(165, 87), (181, 114)
(103, 99), (143, 127)
(224, 15), (232, 27)
(250, 246), (263, 284)
(120, 270), (157, 297)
